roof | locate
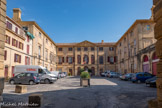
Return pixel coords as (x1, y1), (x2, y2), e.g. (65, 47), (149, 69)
(17, 21), (56, 46)
(6, 16), (22, 28)
(56, 40), (116, 47)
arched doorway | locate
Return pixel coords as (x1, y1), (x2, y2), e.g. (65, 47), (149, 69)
(91, 67), (95, 76)
(143, 55), (149, 72)
(84, 66), (88, 72)
(152, 52), (159, 75)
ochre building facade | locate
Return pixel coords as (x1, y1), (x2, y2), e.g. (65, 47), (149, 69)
(56, 41), (116, 76)
(12, 8), (57, 72)
(116, 19), (158, 75)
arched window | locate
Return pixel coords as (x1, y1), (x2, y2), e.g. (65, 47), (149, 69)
(143, 55), (149, 62)
(91, 55), (95, 64)
(84, 66), (88, 71)
(99, 56), (103, 64)
(83, 55), (89, 64)
(77, 55), (81, 64)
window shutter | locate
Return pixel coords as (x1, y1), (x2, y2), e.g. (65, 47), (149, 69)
(9, 37), (10, 44)
(14, 54), (16, 62)
(62, 57), (64, 63)
(66, 57), (68, 63)
(108, 56), (110, 62)
(25, 56), (27, 65)
(83, 56), (85, 62)
(19, 42), (20, 49)
(16, 40), (18, 47)
(73, 57), (75, 63)
(27, 36), (29, 42)
(22, 43), (24, 50)
(29, 57), (30, 65)
(12, 38), (14, 46)
(114, 56), (116, 62)
(4, 51), (7, 60)
(19, 55), (21, 63)
(27, 45), (29, 54)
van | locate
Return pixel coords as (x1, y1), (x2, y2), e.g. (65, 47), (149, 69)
(14, 65), (57, 84)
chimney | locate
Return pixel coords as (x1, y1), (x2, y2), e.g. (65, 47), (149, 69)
(101, 40), (104, 43)
(13, 8), (22, 22)
(151, 5), (155, 20)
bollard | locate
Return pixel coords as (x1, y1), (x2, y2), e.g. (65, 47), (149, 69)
(15, 85), (27, 93)
(28, 94), (43, 107)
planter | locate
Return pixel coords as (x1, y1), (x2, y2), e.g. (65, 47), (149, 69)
(0, 78), (4, 102)
(80, 78), (90, 87)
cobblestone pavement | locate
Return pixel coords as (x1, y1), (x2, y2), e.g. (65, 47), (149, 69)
(1, 76), (157, 108)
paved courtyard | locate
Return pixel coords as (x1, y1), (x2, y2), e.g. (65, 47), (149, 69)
(1, 77), (157, 108)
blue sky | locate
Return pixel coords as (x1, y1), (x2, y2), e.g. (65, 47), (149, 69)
(7, 0), (153, 43)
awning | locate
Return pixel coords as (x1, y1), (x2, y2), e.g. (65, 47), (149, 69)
(26, 32), (35, 39)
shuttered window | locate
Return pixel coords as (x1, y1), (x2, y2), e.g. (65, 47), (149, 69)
(4, 50), (7, 60)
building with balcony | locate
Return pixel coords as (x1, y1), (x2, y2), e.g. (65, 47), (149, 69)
(12, 8), (57, 71)
(4, 16), (34, 78)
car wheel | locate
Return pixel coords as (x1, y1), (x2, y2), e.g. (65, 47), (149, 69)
(137, 80), (141, 83)
(10, 80), (15, 85)
(45, 79), (50, 84)
(29, 80), (34, 85)
(132, 81), (135, 83)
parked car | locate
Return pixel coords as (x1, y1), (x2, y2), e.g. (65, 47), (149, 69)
(101, 71), (107, 77)
(59, 72), (65, 78)
(51, 71), (60, 79)
(146, 76), (157, 87)
(14, 65), (57, 84)
(119, 74), (124, 80)
(131, 72), (155, 83)
(63, 72), (67, 77)
(108, 72), (119, 78)
(9, 73), (40, 85)
(122, 73), (134, 81)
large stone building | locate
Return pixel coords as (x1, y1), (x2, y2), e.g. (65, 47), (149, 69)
(4, 16), (33, 78)
(1, 7), (158, 77)
(56, 40), (116, 76)
(116, 19), (157, 74)
(12, 8), (57, 71)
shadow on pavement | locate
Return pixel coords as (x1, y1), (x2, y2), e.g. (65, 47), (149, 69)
(1, 77), (157, 108)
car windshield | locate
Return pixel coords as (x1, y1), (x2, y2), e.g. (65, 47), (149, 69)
(43, 69), (51, 74)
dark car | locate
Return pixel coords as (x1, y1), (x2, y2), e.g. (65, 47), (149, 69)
(131, 72), (154, 83)
(146, 76), (157, 87)
(9, 73), (40, 85)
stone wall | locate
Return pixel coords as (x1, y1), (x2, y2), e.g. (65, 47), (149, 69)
(149, 0), (162, 108)
(0, 0), (6, 102)
(0, 0), (6, 77)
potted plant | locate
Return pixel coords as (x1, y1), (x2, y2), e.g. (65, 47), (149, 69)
(80, 72), (90, 87)
(0, 78), (4, 101)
